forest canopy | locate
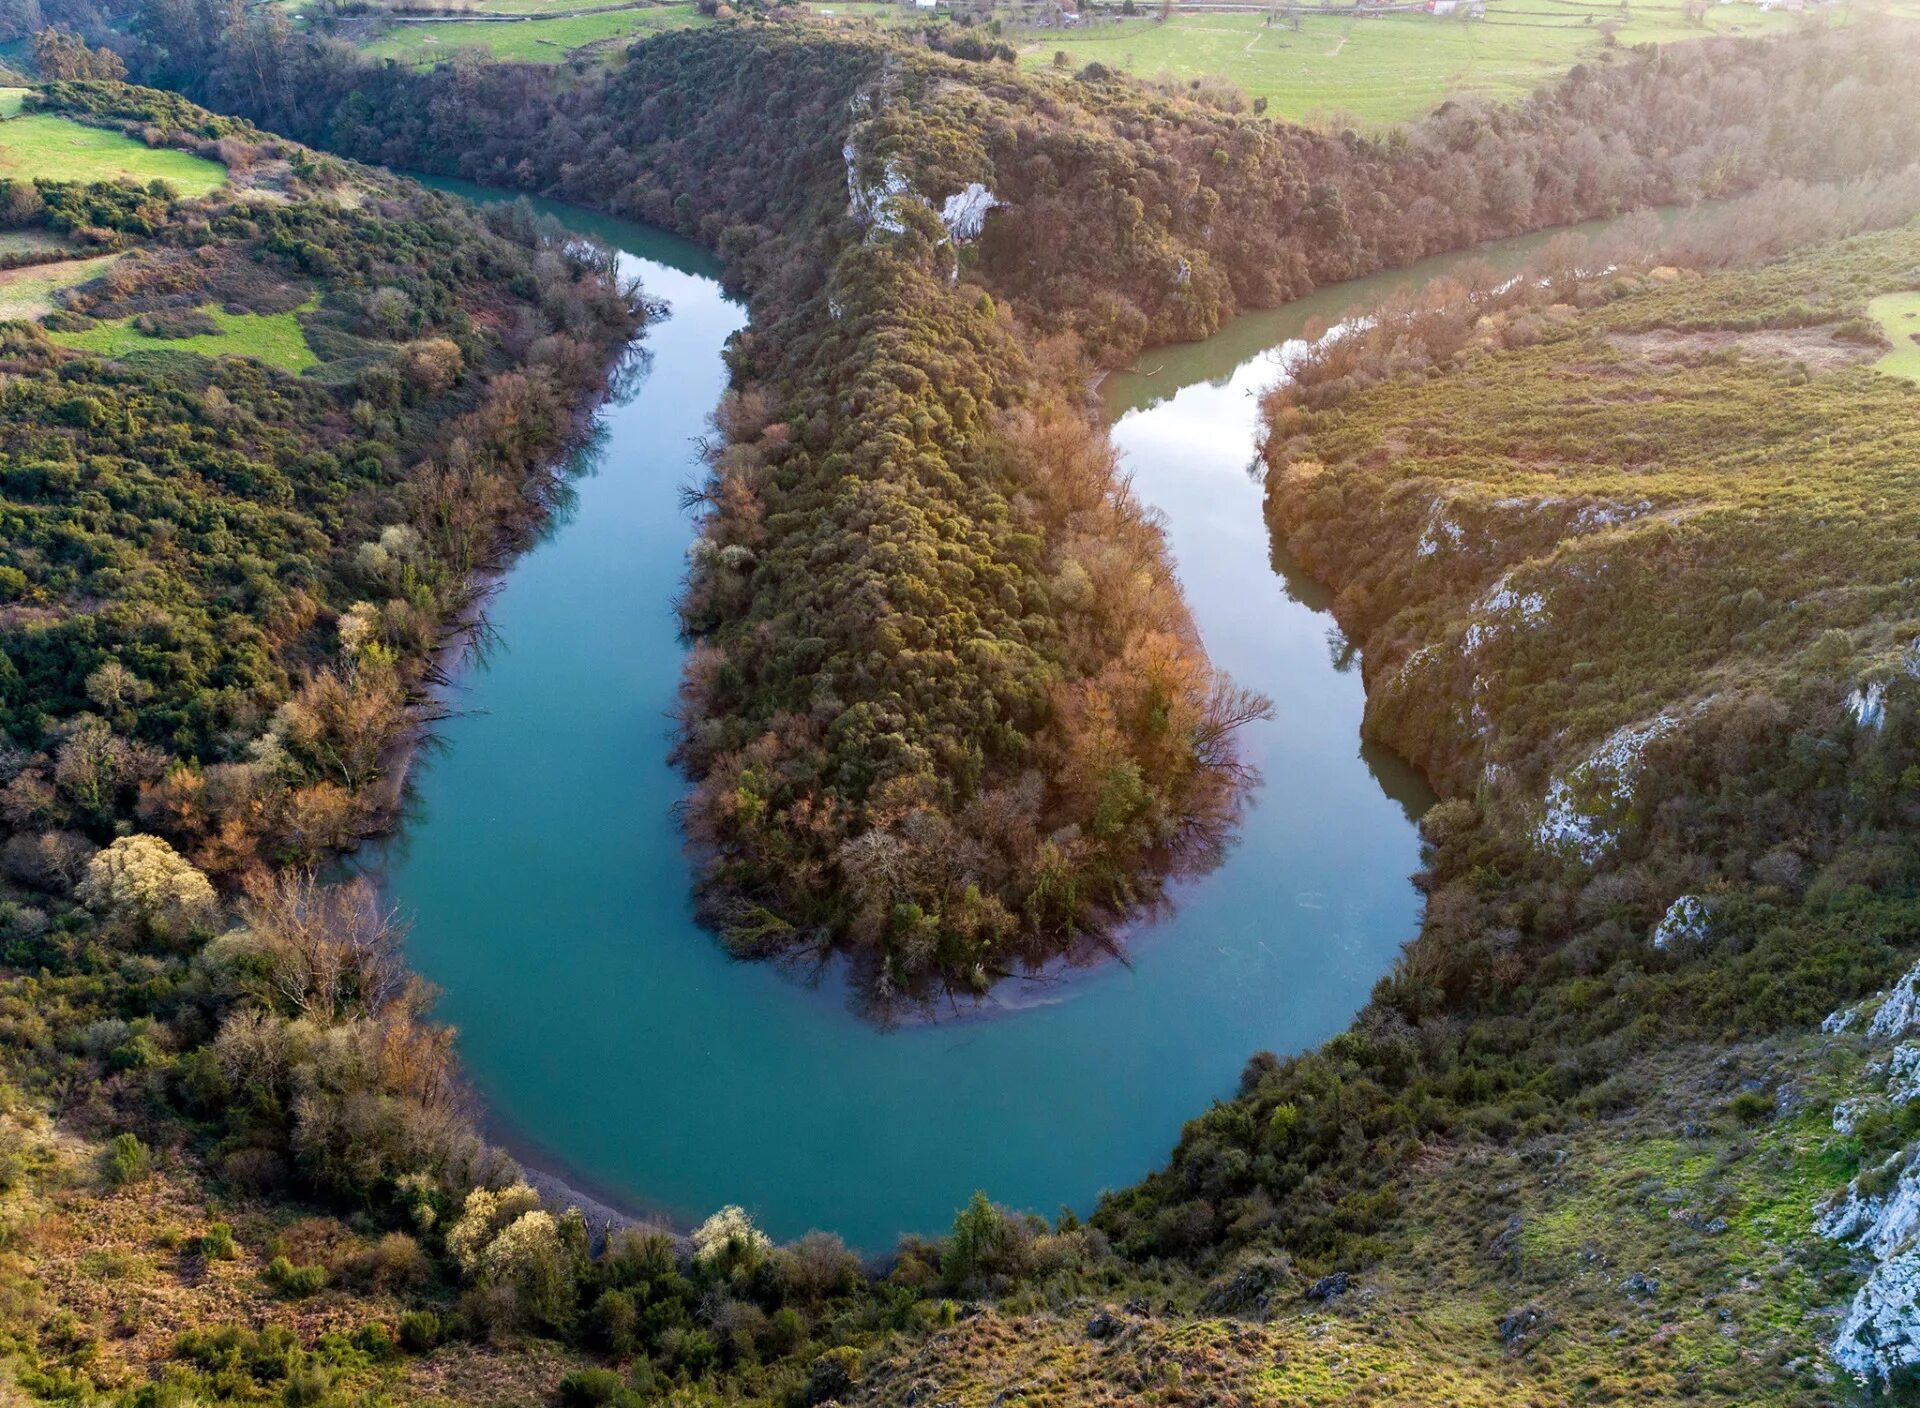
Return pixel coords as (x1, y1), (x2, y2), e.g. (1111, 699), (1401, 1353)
(104, 11), (1920, 1000)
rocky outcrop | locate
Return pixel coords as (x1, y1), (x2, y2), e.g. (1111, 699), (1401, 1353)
(1819, 960), (1920, 1386)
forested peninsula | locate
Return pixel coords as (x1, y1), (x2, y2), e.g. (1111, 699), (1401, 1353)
(117, 7), (1920, 1002)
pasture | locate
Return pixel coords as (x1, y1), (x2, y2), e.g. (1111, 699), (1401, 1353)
(1867, 290), (1920, 384)
(49, 302), (319, 373)
(359, 4), (710, 64)
(1016, 1), (1821, 125)
(0, 114), (228, 196)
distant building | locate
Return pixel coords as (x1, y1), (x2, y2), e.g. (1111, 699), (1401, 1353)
(1424, 0), (1459, 13)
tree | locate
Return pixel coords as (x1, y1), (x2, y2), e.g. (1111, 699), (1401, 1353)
(238, 871), (406, 1020)
(33, 29), (126, 82)
(77, 834), (218, 943)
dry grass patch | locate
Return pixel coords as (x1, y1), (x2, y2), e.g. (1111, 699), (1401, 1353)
(0, 253), (119, 320)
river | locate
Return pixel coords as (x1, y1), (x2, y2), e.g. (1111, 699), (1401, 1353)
(377, 179), (1592, 1249)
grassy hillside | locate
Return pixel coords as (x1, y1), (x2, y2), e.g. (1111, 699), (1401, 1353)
(1038, 200), (1920, 1399)
(0, 110), (226, 194)
(1867, 288), (1920, 381)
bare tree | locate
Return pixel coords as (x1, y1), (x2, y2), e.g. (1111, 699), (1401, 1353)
(241, 871), (407, 1020)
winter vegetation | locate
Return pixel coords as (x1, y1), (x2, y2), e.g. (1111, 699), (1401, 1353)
(107, 6), (1920, 1005)
(0, 7), (1915, 1408)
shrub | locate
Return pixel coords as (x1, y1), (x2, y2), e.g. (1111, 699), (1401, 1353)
(558, 1368), (626, 1407)
(802, 1346), (861, 1405)
(198, 1222), (237, 1261)
(102, 1132), (150, 1187)
(355, 1231), (430, 1289)
(351, 1321), (398, 1362)
(132, 308), (220, 338)
(691, 1204), (769, 1270)
(1728, 1089), (1774, 1124)
(396, 1309), (440, 1353)
(591, 1289), (638, 1356)
(267, 1256), (328, 1298)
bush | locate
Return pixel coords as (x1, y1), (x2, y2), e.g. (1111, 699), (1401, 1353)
(1728, 1089), (1774, 1124)
(802, 1346), (861, 1405)
(396, 1309), (440, 1353)
(132, 308), (220, 338)
(76, 836), (216, 945)
(558, 1368), (626, 1407)
(267, 1256), (328, 1298)
(198, 1222), (237, 1261)
(351, 1321), (398, 1362)
(102, 1132), (150, 1187)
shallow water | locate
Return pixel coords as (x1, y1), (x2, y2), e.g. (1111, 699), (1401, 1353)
(381, 179), (1589, 1248)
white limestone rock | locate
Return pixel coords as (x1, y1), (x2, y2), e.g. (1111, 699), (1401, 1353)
(1848, 680), (1888, 731)
(1536, 712), (1688, 863)
(1834, 1095), (1879, 1136)
(1821, 1153), (1920, 1385)
(1832, 1245), (1920, 1386)
(1890, 1044), (1920, 1106)
(938, 182), (1000, 242)
(1416, 503), (1467, 558)
(1869, 964), (1920, 1042)
(1651, 895), (1710, 951)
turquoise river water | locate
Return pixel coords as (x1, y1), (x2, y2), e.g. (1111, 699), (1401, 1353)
(379, 179), (1586, 1249)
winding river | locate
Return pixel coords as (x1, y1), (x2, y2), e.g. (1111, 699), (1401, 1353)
(379, 180), (1590, 1249)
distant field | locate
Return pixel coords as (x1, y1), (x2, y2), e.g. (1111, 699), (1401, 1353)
(1868, 290), (1920, 384)
(0, 88), (26, 119)
(1016, 0), (1821, 125)
(359, 4), (709, 64)
(0, 253), (121, 320)
(795, 2), (912, 20)
(49, 302), (319, 373)
(0, 114), (228, 195)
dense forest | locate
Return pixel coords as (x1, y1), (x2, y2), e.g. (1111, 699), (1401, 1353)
(99, 8), (1920, 1001)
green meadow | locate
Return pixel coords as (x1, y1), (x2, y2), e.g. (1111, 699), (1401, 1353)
(0, 229), (71, 258)
(1017, 1), (1817, 125)
(0, 253), (120, 320)
(50, 301), (319, 373)
(0, 88), (27, 120)
(360, 4), (709, 65)
(0, 113), (227, 196)
(1868, 289), (1920, 384)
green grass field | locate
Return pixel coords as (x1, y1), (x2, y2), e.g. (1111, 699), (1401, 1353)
(360, 4), (709, 65)
(0, 253), (121, 320)
(50, 302), (318, 373)
(0, 230), (72, 257)
(1017, 1), (1819, 125)
(0, 114), (228, 196)
(1867, 290), (1920, 384)
(0, 88), (27, 120)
